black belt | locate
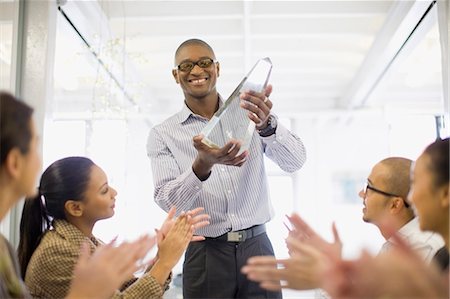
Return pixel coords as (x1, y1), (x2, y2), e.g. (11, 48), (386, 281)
(210, 224), (266, 242)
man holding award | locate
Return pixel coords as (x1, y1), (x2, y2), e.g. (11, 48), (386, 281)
(147, 38), (306, 298)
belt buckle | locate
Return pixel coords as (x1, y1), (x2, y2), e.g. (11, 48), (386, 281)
(227, 231), (247, 242)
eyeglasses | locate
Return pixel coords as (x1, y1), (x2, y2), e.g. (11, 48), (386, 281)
(176, 58), (216, 72)
(363, 182), (410, 208)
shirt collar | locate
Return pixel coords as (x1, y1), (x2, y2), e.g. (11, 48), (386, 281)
(175, 95), (224, 124)
(52, 219), (99, 251)
(397, 217), (419, 238)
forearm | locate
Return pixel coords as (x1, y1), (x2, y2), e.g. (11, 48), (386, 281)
(154, 168), (203, 213)
(262, 124), (306, 172)
(109, 274), (165, 299)
(192, 155), (212, 180)
(147, 259), (173, 286)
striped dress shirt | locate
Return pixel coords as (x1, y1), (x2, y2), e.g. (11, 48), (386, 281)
(147, 101), (306, 237)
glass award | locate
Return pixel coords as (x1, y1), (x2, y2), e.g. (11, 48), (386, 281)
(200, 57), (272, 154)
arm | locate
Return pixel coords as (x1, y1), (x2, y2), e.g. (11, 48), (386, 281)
(260, 123), (306, 172)
(239, 84), (306, 173)
(148, 126), (248, 212)
(147, 128), (204, 212)
(111, 215), (194, 299)
(67, 236), (158, 299)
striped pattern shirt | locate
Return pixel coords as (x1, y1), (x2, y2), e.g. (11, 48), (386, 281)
(147, 101), (306, 237)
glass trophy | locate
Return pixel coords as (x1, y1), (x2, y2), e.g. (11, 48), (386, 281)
(200, 57), (272, 154)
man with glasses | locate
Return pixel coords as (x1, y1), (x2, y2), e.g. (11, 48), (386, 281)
(241, 156), (444, 295)
(147, 39), (306, 298)
(359, 157), (443, 261)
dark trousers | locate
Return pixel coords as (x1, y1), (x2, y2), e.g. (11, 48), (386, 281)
(182, 233), (283, 299)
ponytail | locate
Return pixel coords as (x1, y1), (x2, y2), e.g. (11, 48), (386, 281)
(17, 190), (51, 279)
(17, 156), (94, 278)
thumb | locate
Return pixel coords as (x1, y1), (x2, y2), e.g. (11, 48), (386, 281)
(155, 228), (163, 244)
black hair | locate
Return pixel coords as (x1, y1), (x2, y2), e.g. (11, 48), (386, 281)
(18, 156), (95, 278)
(0, 91), (34, 166)
(174, 38), (215, 64)
(423, 137), (449, 188)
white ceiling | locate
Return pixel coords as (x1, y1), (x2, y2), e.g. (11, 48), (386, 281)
(51, 0), (443, 121)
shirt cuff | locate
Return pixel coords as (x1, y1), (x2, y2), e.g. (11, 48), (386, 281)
(183, 167), (204, 191)
(259, 123), (288, 145)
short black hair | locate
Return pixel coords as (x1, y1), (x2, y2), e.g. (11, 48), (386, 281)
(174, 39), (215, 65)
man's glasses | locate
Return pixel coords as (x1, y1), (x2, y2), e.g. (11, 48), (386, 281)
(176, 58), (216, 72)
(363, 182), (410, 208)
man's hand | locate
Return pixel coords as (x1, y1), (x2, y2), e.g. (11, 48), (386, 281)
(286, 213), (342, 258)
(192, 134), (248, 179)
(240, 84), (273, 129)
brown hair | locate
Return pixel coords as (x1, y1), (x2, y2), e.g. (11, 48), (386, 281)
(0, 91), (34, 166)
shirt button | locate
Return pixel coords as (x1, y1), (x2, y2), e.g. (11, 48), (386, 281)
(227, 190), (232, 194)
(221, 168), (225, 172)
(194, 186), (200, 190)
(272, 141), (277, 144)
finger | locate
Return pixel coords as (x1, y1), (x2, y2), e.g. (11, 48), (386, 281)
(190, 212), (210, 224)
(283, 216), (292, 232)
(247, 255), (278, 266)
(288, 213), (315, 238)
(167, 206), (177, 219)
(285, 236), (305, 254)
(332, 222), (341, 244)
(191, 235), (206, 242)
(260, 281), (283, 291)
(247, 112), (267, 127)
(264, 84), (273, 98)
(227, 151), (248, 165)
(242, 264), (284, 282)
(193, 134), (204, 143)
(223, 140), (242, 159)
(193, 220), (210, 230)
(240, 97), (270, 117)
(234, 159), (247, 167)
(140, 235), (157, 254)
(187, 207), (205, 216)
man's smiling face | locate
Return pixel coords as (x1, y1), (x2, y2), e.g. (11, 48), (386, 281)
(172, 43), (220, 100)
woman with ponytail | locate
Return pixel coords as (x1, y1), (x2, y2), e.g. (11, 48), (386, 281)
(0, 91), (157, 299)
(18, 156), (209, 299)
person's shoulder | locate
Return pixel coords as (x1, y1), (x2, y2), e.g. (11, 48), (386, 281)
(151, 112), (183, 132)
(408, 229), (444, 249)
(35, 230), (79, 258)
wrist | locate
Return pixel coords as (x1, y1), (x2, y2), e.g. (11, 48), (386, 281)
(192, 157), (212, 181)
(148, 259), (172, 286)
(257, 114), (277, 137)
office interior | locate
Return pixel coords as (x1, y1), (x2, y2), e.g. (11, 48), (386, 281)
(0, 0), (448, 297)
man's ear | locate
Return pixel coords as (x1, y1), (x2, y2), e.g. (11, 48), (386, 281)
(65, 200), (84, 217)
(216, 61), (220, 78)
(172, 69), (180, 84)
(4, 148), (23, 180)
(390, 197), (405, 213)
